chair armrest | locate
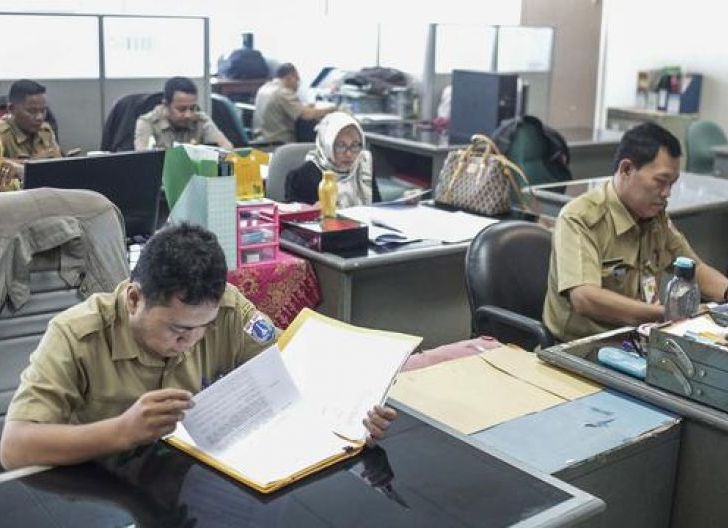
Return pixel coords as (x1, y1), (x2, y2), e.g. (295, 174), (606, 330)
(474, 305), (554, 349)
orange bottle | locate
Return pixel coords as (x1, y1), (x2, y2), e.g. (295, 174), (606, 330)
(318, 170), (338, 218)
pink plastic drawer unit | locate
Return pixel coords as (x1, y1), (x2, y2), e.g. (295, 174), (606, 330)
(236, 201), (279, 268)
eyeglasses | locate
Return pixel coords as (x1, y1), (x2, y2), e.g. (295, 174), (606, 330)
(333, 142), (363, 155)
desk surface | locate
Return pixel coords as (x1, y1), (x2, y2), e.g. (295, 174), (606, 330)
(526, 172), (728, 217)
(0, 406), (602, 528)
(365, 123), (466, 152)
(559, 127), (623, 147)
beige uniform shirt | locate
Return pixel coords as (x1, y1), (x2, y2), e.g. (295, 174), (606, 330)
(0, 116), (61, 160)
(7, 282), (274, 425)
(259, 83), (304, 143)
(543, 180), (698, 342)
(134, 104), (228, 151)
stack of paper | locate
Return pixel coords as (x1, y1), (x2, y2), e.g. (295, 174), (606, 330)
(341, 205), (499, 244)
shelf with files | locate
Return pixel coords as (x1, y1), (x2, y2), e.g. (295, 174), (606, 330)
(236, 201), (279, 267)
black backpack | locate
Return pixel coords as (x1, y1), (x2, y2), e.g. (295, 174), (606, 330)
(492, 115), (572, 185)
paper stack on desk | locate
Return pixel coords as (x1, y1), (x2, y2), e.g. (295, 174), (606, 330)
(166, 309), (421, 493)
(341, 204), (499, 244)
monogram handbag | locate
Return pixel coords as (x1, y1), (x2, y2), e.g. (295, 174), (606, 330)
(434, 134), (529, 216)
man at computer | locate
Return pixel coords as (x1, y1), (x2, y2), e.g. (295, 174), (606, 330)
(134, 77), (233, 151)
(255, 63), (336, 143)
(0, 223), (397, 470)
(0, 79), (61, 179)
(543, 122), (728, 342)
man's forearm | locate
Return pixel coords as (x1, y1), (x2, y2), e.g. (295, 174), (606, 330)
(569, 284), (664, 327)
(697, 263), (728, 302)
(0, 418), (131, 470)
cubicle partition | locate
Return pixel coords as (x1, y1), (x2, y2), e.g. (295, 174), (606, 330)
(0, 12), (209, 152)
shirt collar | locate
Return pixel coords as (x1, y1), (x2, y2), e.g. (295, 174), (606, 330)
(6, 116), (29, 144)
(606, 180), (639, 236)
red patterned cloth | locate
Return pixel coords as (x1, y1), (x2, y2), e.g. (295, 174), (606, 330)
(227, 251), (321, 329)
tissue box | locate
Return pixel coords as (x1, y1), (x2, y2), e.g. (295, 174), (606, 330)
(281, 217), (368, 256)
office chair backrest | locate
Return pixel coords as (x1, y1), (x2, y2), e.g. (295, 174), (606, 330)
(686, 120), (728, 174)
(211, 93), (249, 147)
(465, 220), (552, 345)
(266, 142), (315, 202)
(102, 92), (164, 152)
(0, 188), (129, 444)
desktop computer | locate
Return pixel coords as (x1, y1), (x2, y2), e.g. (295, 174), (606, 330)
(23, 150), (165, 240)
(450, 70), (518, 143)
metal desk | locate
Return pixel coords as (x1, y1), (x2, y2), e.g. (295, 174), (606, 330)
(281, 238), (471, 349)
(364, 123), (466, 189)
(711, 144), (728, 178)
(524, 172), (728, 272)
(0, 405), (603, 527)
(560, 127), (622, 180)
(539, 328), (728, 528)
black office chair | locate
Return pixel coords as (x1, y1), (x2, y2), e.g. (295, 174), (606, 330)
(101, 92), (164, 152)
(465, 220), (554, 351)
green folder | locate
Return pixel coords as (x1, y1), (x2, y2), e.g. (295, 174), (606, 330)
(162, 145), (219, 209)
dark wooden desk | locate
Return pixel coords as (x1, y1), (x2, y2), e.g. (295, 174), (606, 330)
(0, 406), (603, 527)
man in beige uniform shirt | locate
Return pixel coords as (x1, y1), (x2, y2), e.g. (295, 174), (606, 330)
(0, 79), (61, 181)
(544, 122), (728, 342)
(134, 76), (233, 151)
(257, 63), (335, 143)
(0, 223), (395, 469)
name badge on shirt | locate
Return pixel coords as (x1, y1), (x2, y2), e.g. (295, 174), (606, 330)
(642, 274), (658, 304)
(243, 311), (276, 344)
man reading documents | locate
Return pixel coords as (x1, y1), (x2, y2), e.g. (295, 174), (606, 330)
(0, 223), (396, 470)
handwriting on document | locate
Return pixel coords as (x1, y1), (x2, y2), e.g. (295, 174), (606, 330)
(182, 345), (301, 452)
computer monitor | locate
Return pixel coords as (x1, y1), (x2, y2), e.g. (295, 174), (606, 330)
(23, 150), (165, 239)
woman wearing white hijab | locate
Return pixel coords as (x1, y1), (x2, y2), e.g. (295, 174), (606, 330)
(285, 112), (380, 206)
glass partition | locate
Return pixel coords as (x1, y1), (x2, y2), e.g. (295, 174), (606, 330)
(496, 26), (554, 73)
(0, 15), (99, 78)
(103, 16), (206, 78)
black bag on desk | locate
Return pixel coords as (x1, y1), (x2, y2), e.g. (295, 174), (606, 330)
(434, 134), (529, 216)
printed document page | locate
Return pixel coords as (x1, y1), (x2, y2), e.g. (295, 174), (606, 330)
(182, 345), (300, 451)
(281, 316), (419, 441)
(341, 205), (499, 243)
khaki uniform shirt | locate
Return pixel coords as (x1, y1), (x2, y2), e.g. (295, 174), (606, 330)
(543, 180), (698, 342)
(0, 116), (61, 160)
(7, 282), (274, 425)
(134, 104), (227, 151)
(259, 83), (304, 143)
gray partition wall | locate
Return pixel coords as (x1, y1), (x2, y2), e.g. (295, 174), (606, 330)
(0, 12), (209, 153)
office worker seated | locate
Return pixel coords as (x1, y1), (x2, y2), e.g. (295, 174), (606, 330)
(255, 63), (335, 144)
(0, 223), (396, 470)
(134, 76), (233, 151)
(285, 112), (380, 206)
(0, 79), (61, 180)
(543, 122), (728, 342)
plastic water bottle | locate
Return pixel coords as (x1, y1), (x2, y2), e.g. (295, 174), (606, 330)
(664, 257), (700, 322)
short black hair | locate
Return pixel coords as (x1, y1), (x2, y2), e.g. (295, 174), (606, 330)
(130, 223), (227, 307)
(8, 79), (46, 104)
(163, 76), (198, 104)
(613, 122), (681, 172)
(275, 63), (297, 79)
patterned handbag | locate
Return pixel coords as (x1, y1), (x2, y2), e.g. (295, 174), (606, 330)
(434, 134), (529, 215)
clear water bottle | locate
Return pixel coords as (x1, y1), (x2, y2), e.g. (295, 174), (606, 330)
(664, 257), (700, 322)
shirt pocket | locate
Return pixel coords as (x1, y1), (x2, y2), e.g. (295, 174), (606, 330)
(601, 260), (635, 295)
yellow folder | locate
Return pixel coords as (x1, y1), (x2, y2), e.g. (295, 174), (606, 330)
(166, 309), (421, 494)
